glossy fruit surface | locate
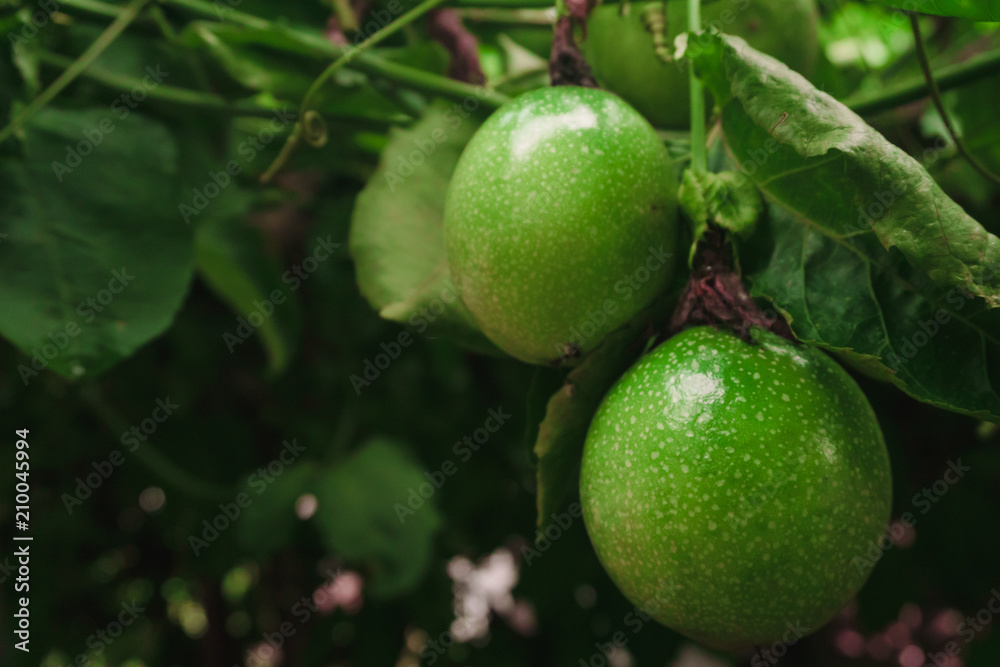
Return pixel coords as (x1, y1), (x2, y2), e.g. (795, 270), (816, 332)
(580, 326), (891, 649)
(584, 0), (819, 128)
(444, 86), (677, 364)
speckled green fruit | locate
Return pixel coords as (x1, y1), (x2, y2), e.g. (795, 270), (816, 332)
(444, 87), (678, 365)
(580, 326), (892, 650)
(584, 0), (819, 128)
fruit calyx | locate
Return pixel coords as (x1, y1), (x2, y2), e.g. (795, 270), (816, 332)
(549, 13), (598, 87)
(670, 225), (794, 343)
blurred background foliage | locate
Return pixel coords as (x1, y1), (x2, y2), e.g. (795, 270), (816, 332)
(1, 0), (1000, 665)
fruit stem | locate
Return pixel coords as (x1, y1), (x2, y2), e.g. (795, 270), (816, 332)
(688, 0), (707, 174)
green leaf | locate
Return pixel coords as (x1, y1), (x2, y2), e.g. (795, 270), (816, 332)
(744, 203), (1000, 422)
(679, 169), (762, 266)
(195, 200), (303, 375)
(859, 0), (1000, 21)
(533, 297), (671, 529)
(313, 439), (442, 598)
(689, 33), (1000, 308)
(238, 461), (319, 556)
(0, 107), (193, 380)
(349, 101), (501, 354)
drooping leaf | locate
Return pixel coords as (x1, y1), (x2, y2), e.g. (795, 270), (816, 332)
(0, 107), (193, 380)
(349, 101), (501, 354)
(689, 33), (1000, 307)
(859, 0), (1000, 21)
(195, 198), (303, 375)
(313, 439), (442, 598)
(533, 296), (672, 529)
(744, 203), (1000, 422)
(679, 169), (762, 266)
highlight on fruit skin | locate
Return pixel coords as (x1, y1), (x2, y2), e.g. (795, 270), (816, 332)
(580, 326), (892, 650)
(443, 86), (678, 365)
(583, 0), (820, 128)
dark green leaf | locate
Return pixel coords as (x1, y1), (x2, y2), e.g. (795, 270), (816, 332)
(744, 203), (1000, 421)
(534, 297), (671, 529)
(349, 101), (501, 354)
(0, 107), (193, 380)
(313, 439), (442, 598)
(690, 33), (1000, 307)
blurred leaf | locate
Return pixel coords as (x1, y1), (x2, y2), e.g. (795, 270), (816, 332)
(0, 107), (193, 380)
(238, 461), (319, 556)
(10, 39), (40, 98)
(690, 33), (1000, 307)
(349, 101), (501, 354)
(861, 0), (1000, 20)
(314, 438), (442, 598)
(195, 200), (303, 375)
(679, 169), (762, 266)
(744, 203), (1000, 421)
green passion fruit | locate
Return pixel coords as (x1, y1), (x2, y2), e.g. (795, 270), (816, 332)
(580, 326), (892, 649)
(443, 86), (678, 365)
(583, 0), (820, 128)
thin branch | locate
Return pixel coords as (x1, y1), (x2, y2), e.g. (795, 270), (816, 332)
(846, 47), (1000, 116)
(0, 0), (150, 144)
(33, 51), (411, 127)
(259, 0), (451, 183)
(159, 0), (509, 109)
(910, 14), (1000, 186)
